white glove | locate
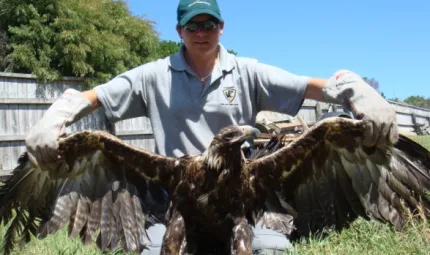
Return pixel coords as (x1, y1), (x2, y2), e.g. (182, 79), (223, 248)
(322, 70), (399, 148)
(25, 88), (93, 170)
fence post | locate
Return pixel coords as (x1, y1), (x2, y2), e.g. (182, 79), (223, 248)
(331, 103), (337, 113)
(315, 102), (322, 121)
(411, 113), (417, 126)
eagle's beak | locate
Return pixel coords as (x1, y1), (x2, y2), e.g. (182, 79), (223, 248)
(240, 125), (261, 140)
(233, 125), (261, 146)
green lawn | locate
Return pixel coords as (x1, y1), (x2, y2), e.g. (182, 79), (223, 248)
(1, 136), (430, 255)
(408, 135), (430, 151)
(289, 216), (430, 255)
(0, 226), (112, 255)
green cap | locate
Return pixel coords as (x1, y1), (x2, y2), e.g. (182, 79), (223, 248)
(177, 0), (222, 26)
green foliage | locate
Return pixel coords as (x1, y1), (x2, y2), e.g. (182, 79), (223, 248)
(227, 49), (238, 55)
(0, 0), (159, 86)
(389, 97), (402, 102)
(0, 0), (59, 80)
(155, 40), (182, 59)
(404, 96), (430, 109)
(0, 30), (8, 70)
(388, 96), (430, 110)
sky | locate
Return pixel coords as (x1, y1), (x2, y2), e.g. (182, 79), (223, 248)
(126, 0), (429, 100)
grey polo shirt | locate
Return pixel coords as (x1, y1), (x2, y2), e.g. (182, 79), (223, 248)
(94, 44), (309, 157)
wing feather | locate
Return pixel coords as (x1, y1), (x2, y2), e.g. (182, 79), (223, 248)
(325, 160), (360, 228)
(132, 194), (150, 249)
(249, 117), (430, 239)
(119, 187), (138, 252)
(99, 189), (114, 251)
(330, 154), (370, 223)
(82, 165), (106, 245)
(69, 173), (92, 239)
(110, 186), (122, 252)
(0, 130), (184, 254)
(338, 153), (385, 220)
(84, 198), (101, 245)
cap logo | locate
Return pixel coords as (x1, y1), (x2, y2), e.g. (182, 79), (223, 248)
(188, 0), (211, 7)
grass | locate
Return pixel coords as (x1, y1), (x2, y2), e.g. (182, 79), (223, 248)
(1, 136), (429, 255)
(289, 216), (430, 255)
(0, 226), (124, 255)
(408, 135), (430, 151)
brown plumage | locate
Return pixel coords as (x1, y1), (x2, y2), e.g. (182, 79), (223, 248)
(0, 117), (429, 255)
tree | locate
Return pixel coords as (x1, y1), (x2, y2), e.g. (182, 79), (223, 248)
(155, 40), (182, 59)
(389, 97), (402, 103)
(0, 30), (8, 70)
(0, 0), (60, 81)
(227, 49), (238, 55)
(403, 96), (430, 109)
(0, 0), (160, 86)
(362, 77), (389, 99)
(362, 77), (380, 92)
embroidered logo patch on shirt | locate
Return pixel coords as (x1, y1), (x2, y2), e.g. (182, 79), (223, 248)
(223, 88), (236, 103)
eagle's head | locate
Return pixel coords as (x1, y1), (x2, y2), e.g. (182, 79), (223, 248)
(203, 125), (260, 171)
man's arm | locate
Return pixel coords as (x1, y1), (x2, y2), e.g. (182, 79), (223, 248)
(81, 89), (102, 110)
(303, 78), (326, 102)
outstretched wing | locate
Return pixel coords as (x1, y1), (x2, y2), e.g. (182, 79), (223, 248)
(0, 130), (183, 255)
(248, 117), (430, 239)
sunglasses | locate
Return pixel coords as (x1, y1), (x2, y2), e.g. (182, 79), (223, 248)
(182, 19), (219, 33)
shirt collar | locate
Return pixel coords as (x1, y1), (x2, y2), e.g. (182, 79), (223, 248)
(169, 43), (235, 73)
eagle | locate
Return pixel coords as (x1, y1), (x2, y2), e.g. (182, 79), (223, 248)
(0, 117), (429, 255)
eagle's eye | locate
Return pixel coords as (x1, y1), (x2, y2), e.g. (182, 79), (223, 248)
(223, 131), (242, 142)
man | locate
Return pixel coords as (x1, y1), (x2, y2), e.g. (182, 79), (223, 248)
(25, 0), (398, 254)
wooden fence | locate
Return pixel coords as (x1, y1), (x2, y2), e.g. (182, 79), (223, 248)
(0, 72), (155, 173)
(1, 72), (430, 173)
